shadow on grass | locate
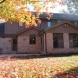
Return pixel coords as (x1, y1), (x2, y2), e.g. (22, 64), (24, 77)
(10, 53), (78, 59)
(53, 67), (78, 78)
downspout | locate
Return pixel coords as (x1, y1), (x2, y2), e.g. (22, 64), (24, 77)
(43, 33), (46, 54)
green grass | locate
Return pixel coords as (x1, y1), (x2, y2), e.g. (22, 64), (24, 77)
(0, 55), (78, 78)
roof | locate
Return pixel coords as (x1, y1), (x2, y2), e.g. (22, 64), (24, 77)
(0, 34), (16, 37)
(39, 13), (78, 21)
(0, 12), (78, 36)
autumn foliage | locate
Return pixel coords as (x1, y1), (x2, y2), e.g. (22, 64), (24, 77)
(0, 55), (78, 78)
(0, 0), (67, 27)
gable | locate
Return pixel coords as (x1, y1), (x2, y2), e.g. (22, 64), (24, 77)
(17, 27), (41, 36)
(45, 22), (78, 33)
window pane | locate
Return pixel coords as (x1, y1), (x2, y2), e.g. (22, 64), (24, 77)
(58, 20), (62, 23)
(53, 33), (64, 48)
(13, 39), (17, 44)
(29, 34), (36, 44)
(74, 22), (77, 25)
(47, 22), (51, 27)
(69, 34), (73, 48)
(19, 22), (23, 26)
(69, 33), (78, 48)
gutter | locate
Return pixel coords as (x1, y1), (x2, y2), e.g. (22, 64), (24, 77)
(43, 33), (47, 54)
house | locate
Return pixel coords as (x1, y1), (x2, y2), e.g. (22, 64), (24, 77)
(0, 13), (78, 54)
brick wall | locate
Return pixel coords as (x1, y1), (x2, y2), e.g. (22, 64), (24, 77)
(0, 38), (11, 54)
(17, 27), (41, 54)
(46, 33), (53, 53)
(18, 36), (41, 53)
(63, 33), (69, 49)
(46, 33), (78, 54)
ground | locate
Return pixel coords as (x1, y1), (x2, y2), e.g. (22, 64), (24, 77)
(0, 55), (78, 78)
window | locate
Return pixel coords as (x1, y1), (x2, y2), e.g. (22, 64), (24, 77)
(70, 21), (74, 24)
(19, 22), (23, 26)
(69, 33), (78, 48)
(37, 23), (41, 28)
(47, 21), (51, 27)
(0, 23), (5, 26)
(58, 20), (62, 23)
(29, 34), (36, 44)
(74, 22), (78, 25)
(53, 33), (64, 48)
(0, 23), (5, 34)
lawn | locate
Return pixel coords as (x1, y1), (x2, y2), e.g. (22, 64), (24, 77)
(0, 55), (78, 78)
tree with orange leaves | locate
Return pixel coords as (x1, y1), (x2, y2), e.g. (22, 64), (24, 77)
(0, 0), (68, 27)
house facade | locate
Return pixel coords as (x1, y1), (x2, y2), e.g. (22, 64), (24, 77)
(0, 13), (78, 54)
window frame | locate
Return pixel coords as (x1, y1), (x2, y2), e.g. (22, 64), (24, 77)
(69, 33), (78, 48)
(47, 21), (51, 27)
(12, 38), (17, 51)
(53, 33), (64, 48)
(29, 34), (36, 44)
(19, 22), (23, 26)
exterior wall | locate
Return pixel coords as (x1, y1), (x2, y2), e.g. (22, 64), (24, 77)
(2, 21), (78, 54)
(4, 19), (62, 35)
(41, 35), (44, 52)
(46, 33), (53, 53)
(63, 33), (69, 49)
(46, 33), (78, 54)
(51, 19), (58, 26)
(46, 23), (78, 54)
(5, 22), (26, 34)
(18, 28), (41, 53)
(46, 23), (78, 33)
(5, 19), (50, 35)
(38, 19), (48, 29)
(0, 38), (12, 54)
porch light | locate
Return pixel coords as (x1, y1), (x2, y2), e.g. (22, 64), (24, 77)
(65, 24), (68, 26)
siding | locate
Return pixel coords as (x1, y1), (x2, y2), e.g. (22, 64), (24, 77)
(5, 22), (26, 34)
(46, 23), (78, 33)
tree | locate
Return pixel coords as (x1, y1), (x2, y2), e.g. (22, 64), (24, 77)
(60, 0), (78, 15)
(0, 0), (68, 27)
(0, 0), (5, 4)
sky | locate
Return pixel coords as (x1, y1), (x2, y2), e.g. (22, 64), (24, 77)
(47, 3), (68, 13)
(26, 1), (68, 13)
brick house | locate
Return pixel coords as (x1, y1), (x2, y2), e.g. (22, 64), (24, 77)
(0, 13), (78, 54)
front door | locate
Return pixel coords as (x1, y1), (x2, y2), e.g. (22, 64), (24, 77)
(12, 38), (17, 52)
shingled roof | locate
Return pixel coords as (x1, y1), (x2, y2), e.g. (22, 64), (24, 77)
(0, 13), (78, 36)
(39, 13), (78, 21)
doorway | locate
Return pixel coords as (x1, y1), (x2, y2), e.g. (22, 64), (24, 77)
(12, 38), (17, 51)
